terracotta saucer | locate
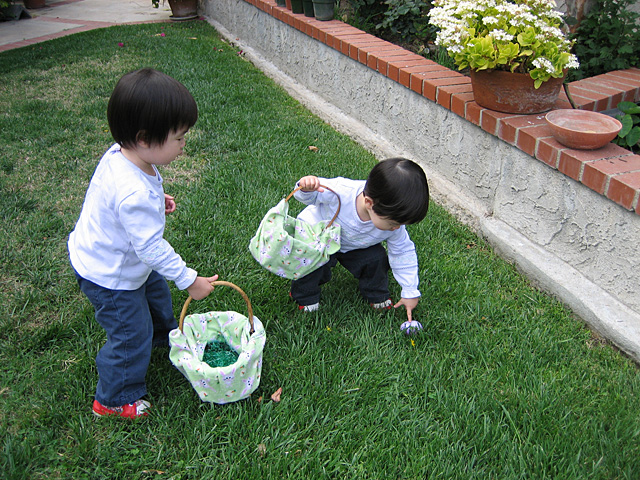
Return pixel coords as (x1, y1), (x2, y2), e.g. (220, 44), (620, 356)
(545, 109), (622, 150)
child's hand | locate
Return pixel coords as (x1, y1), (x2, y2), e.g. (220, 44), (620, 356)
(164, 194), (176, 214)
(394, 297), (419, 321)
(298, 176), (323, 192)
(187, 274), (219, 300)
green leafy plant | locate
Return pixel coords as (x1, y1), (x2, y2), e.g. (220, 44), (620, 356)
(342, 0), (390, 34)
(614, 101), (640, 153)
(0, 0), (12, 20)
(428, 0), (580, 88)
(569, 0), (640, 81)
(376, 0), (435, 42)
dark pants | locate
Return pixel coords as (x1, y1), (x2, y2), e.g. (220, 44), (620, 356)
(75, 270), (177, 407)
(290, 244), (390, 306)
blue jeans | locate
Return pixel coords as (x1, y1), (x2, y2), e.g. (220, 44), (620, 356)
(290, 244), (391, 306)
(75, 270), (177, 407)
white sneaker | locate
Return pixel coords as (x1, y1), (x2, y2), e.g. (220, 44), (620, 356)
(370, 299), (393, 310)
(298, 302), (320, 312)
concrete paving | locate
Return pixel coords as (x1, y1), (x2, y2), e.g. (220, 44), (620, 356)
(0, 0), (172, 51)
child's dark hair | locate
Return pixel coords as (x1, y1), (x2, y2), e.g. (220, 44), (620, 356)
(363, 158), (429, 224)
(107, 68), (198, 148)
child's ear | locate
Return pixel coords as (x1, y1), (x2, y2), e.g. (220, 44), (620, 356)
(363, 195), (375, 209)
(135, 130), (150, 148)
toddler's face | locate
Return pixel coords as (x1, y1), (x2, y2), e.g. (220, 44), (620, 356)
(369, 210), (402, 231)
(147, 127), (189, 166)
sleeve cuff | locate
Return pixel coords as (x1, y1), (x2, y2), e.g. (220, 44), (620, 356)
(400, 288), (421, 299)
(174, 267), (197, 291)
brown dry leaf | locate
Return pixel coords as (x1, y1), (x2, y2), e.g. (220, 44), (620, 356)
(257, 443), (267, 456)
(271, 387), (283, 402)
(308, 145), (319, 152)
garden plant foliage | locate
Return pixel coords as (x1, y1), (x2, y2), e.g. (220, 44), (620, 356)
(343, 0), (639, 81)
(569, 0), (640, 81)
(428, 0), (579, 88)
(0, 21), (639, 479)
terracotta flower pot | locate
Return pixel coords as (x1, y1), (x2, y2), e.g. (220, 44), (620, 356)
(470, 69), (565, 115)
(168, 0), (198, 19)
(24, 0), (46, 9)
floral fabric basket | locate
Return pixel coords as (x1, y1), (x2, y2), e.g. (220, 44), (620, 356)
(169, 281), (266, 404)
(248, 185), (341, 280)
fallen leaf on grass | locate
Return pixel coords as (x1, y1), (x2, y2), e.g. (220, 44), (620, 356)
(308, 145), (319, 152)
(271, 387), (282, 402)
(257, 443), (267, 456)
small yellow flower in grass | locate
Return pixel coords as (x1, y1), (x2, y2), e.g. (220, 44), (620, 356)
(411, 339), (416, 347)
(326, 326), (331, 332)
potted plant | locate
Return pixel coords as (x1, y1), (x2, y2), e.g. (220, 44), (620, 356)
(23, 0), (45, 9)
(152, 0), (198, 20)
(1, 0), (31, 20)
(429, 0), (580, 114)
(312, 0), (334, 21)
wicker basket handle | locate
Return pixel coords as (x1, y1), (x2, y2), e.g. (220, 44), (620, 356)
(178, 281), (255, 334)
(285, 184), (341, 228)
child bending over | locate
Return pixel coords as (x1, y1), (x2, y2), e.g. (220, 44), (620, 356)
(290, 158), (429, 321)
(68, 68), (217, 419)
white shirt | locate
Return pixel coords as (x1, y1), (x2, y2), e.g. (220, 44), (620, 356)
(68, 144), (196, 291)
(294, 177), (420, 298)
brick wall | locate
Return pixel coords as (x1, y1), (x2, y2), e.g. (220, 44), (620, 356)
(250, 0), (640, 215)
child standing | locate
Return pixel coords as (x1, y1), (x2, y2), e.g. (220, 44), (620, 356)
(290, 158), (429, 321)
(68, 68), (217, 419)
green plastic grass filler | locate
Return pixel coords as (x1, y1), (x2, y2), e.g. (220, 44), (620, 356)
(202, 338), (239, 368)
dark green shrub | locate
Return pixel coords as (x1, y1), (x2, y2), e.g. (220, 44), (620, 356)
(341, 0), (388, 33)
(569, 0), (640, 80)
(376, 0), (435, 42)
(343, 0), (436, 44)
(614, 101), (640, 153)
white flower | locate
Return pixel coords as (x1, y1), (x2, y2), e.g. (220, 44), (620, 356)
(532, 57), (555, 74)
(491, 29), (514, 42)
(429, 0), (579, 83)
(483, 15), (499, 26)
(566, 54), (580, 69)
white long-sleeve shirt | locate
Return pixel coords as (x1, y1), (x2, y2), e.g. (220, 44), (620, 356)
(68, 143), (196, 291)
(294, 177), (420, 298)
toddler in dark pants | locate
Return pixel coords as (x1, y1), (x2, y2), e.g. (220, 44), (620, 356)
(290, 158), (429, 322)
(68, 69), (218, 419)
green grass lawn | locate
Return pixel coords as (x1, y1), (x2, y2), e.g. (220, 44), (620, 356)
(0, 20), (639, 479)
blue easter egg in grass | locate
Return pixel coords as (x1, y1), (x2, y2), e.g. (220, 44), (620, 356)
(400, 320), (423, 335)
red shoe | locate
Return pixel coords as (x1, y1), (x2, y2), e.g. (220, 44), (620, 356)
(92, 399), (151, 419)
